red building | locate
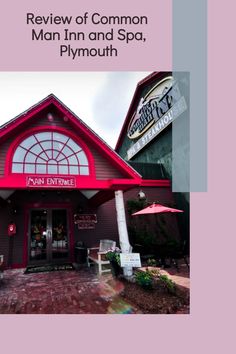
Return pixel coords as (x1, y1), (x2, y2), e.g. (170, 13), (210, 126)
(0, 78), (183, 269)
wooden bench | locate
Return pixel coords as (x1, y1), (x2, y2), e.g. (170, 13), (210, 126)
(87, 240), (116, 275)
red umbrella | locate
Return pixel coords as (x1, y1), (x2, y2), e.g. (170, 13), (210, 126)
(132, 202), (183, 216)
(132, 203), (184, 267)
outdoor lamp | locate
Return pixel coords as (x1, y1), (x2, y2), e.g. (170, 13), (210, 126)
(138, 190), (146, 201)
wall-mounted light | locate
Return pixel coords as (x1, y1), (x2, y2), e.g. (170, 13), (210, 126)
(138, 190), (146, 201)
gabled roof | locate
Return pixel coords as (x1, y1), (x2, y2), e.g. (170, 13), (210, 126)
(0, 93), (141, 181)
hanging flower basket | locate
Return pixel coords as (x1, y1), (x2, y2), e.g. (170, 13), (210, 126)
(105, 247), (122, 277)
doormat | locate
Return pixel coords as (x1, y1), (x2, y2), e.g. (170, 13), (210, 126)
(24, 263), (75, 274)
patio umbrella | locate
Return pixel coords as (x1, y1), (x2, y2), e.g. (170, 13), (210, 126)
(132, 202), (184, 216)
(132, 202), (184, 266)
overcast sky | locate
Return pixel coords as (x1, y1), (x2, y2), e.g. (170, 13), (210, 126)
(0, 72), (150, 148)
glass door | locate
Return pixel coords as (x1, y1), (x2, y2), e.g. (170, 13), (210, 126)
(29, 209), (69, 264)
(51, 209), (69, 260)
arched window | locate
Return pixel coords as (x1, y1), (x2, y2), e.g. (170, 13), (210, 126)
(12, 132), (89, 175)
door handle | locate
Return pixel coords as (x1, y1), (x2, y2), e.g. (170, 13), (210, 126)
(47, 230), (52, 240)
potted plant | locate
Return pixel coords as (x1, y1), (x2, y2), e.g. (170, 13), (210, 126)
(105, 247), (122, 277)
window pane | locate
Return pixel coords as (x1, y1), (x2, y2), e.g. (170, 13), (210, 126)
(48, 159), (57, 164)
(35, 132), (51, 141)
(25, 152), (36, 163)
(57, 153), (67, 162)
(36, 157), (46, 164)
(80, 166), (89, 175)
(77, 151), (88, 165)
(12, 163), (23, 173)
(24, 164), (35, 173)
(46, 150), (53, 159)
(67, 138), (81, 152)
(41, 141), (51, 151)
(68, 155), (78, 165)
(36, 164), (46, 174)
(38, 152), (48, 160)
(30, 144), (43, 155)
(61, 146), (73, 157)
(69, 166), (79, 175)
(59, 165), (68, 174)
(53, 141), (64, 152)
(58, 158), (68, 165)
(53, 150), (60, 159)
(48, 164), (57, 174)
(53, 132), (68, 143)
(13, 146), (26, 162)
(20, 135), (37, 149)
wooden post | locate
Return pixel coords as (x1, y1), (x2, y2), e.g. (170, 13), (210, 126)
(114, 190), (133, 277)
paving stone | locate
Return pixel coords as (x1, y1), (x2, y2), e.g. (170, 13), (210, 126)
(0, 268), (140, 314)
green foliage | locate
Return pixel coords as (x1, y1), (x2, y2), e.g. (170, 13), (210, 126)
(148, 268), (160, 277)
(135, 270), (153, 289)
(135, 230), (158, 254)
(105, 251), (121, 266)
(126, 199), (146, 215)
(159, 274), (176, 293)
(147, 258), (157, 267)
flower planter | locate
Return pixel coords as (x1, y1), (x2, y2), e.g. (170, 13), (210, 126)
(110, 261), (122, 277)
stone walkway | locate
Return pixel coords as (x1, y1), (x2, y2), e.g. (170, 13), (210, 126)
(0, 267), (141, 314)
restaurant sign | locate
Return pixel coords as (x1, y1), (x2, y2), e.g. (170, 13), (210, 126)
(26, 176), (76, 188)
(127, 76), (174, 140)
(127, 81), (187, 160)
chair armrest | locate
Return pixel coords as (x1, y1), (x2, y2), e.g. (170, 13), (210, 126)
(87, 247), (99, 255)
(97, 251), (107, 255)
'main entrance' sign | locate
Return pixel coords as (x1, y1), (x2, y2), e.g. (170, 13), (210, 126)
(26, 176), (76, 188)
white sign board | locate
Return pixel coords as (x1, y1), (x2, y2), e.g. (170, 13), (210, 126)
(120, 253), (141, 268)
(127, 96), (187, 160)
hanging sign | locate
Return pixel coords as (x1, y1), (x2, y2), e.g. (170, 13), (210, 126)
(74, 214), (97, 229)
(26, 176), (76, 188)
(74, 214), (97, 224)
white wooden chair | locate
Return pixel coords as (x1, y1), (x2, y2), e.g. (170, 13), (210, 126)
(87, 239), (116, 275)
(0, 255), (4, 280)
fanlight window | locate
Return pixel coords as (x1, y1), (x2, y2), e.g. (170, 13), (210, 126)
(12, 132), (89, 175)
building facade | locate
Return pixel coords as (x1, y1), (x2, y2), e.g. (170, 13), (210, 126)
(116, 71), (190, 250)
(0, 91), (177, 269)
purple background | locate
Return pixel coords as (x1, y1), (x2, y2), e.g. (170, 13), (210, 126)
(0, 0), (172, 70)
(0, 0), (234, 353)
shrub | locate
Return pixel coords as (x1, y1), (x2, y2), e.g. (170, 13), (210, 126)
(147, 258), (157, 267)
(135, 270), (153, 289)
(159, 274), (176, 294)
(148, 268), (160, 277)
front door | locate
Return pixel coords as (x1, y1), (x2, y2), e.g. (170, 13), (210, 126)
(29, 208), (69, 264)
